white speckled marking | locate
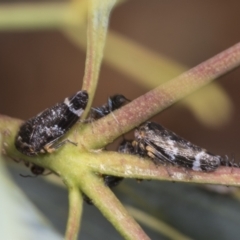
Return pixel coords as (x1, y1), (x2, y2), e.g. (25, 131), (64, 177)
(69, 107), (84, 117)
(64, 97), (70, 105)
(192, 151), (205, 171)
(64, 97), (84, 117)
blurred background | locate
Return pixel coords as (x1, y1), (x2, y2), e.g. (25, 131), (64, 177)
(1, 0), (240, 239)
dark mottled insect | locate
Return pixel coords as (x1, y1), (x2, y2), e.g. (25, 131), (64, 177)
(88, 94), (129, 121)
(15, 90), (88, 156)
(133, 121), (221, 172)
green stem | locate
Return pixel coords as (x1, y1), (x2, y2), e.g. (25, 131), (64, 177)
(82, 0), (117, 116)
(2, 117), (240, 187)
(80, 173), (150, 240)
(78, 152), (240, 186)
(65, 187), (83, 240)
(0, 3), (73, 30)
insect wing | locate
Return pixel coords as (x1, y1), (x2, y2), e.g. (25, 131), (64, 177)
(60, 90), (88, 130)
(38, 90), (88, 150)
(138, 122), (220, 171)
(15, 90), (88, 156)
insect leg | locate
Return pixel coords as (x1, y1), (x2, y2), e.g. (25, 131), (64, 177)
(42, 138), (77, 153)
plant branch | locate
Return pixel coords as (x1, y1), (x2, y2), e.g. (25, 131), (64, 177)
(1, 42), (240, 240)
(78, 42), (240, 149)
(80, 172), (151, 240)
(82, 0), (117, 116)
(0, 3), (72, 30)
(65, 187), (83, 240)
(78, 152), (240, 186)
(1, 112), (240, 239)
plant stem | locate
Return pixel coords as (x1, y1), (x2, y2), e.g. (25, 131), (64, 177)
(80, 173), (151, 240)
(79, 42), (240, 149)
(2, 117), (240, 187)
(65, 187), (83, 240)
(0, 3), (72, 30)
(82, 0), (117, 116)
(79, 152), (240, 186)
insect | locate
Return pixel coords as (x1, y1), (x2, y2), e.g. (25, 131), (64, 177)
(133, 121), (221, 172)
(88, 94), (129, 121)
(15, 90), (88, 156)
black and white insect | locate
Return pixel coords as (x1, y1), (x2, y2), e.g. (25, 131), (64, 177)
(15, 90), (88, 156)
(88, 94), (129, 121)
(133, 121), (221, 172)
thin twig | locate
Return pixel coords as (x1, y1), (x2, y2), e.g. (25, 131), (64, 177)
(79, 42), (240, 149)
(80, 173), (151, 240)
(65, 187), (83, 240)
